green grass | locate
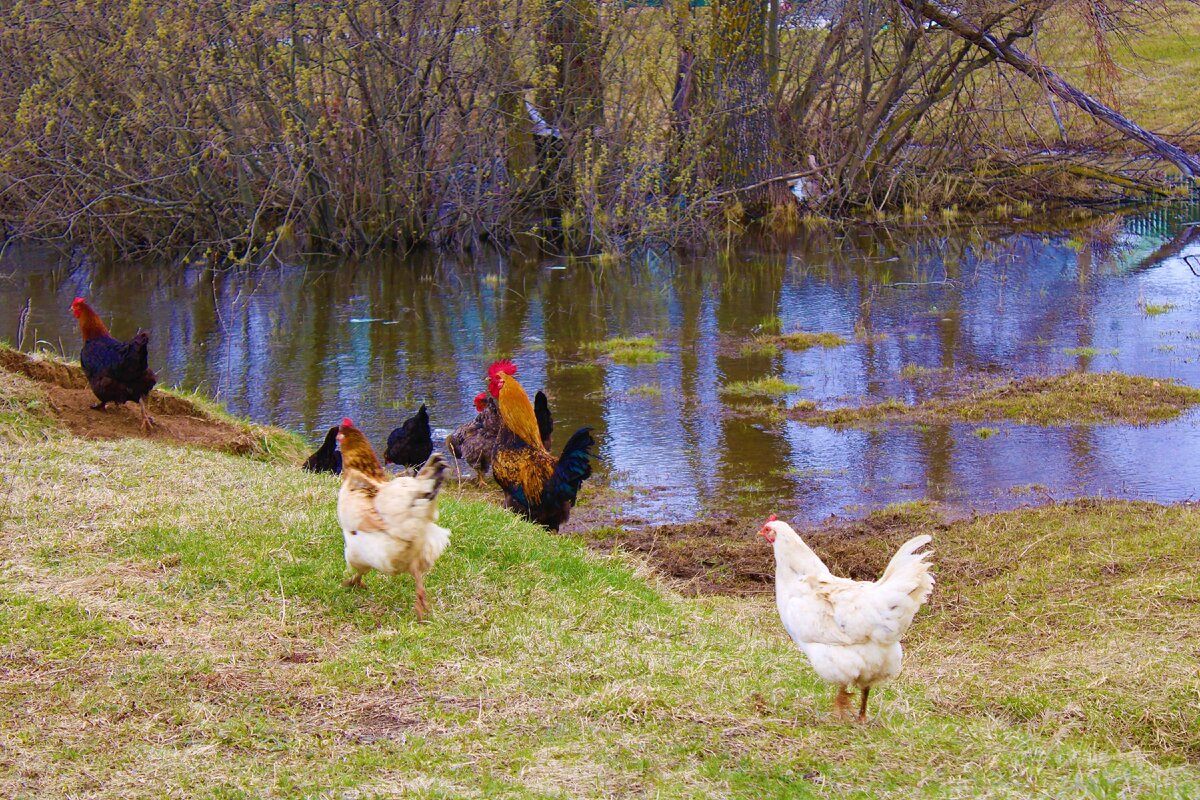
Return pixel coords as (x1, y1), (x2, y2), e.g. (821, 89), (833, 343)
(973, 426), (999, 439)
(795, 371), (1200, 426)
(1142, 303), (1176, 317)
(626, 384), (663, 399)
(719, 376), (801, 402)
(899, 364), (949, 380)
(584, 336), (669, 365)
(1063, 347), (1120, 357)
(753, 331), (849, 352)
(2, 368), (1200, 796)
(740, 340), (780, 358)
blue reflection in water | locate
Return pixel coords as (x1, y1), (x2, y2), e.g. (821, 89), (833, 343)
(3, 205), (1199, 524)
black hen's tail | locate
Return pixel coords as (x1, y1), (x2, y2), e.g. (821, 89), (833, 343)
(543, 427), (594, 509)
(535, 390), (553, 448)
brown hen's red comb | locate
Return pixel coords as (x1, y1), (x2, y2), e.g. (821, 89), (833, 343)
(341, 417), (354, 428)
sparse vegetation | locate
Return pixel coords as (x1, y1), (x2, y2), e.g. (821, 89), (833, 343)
(719, 376), (800, 401)
(626, 384), (663, 399)
(1063, 346), (1119, 357)
(793, 371), (1200, 426)
(900, 364), (949, 380)
(1142, 303), (1176, 316)
(584, 336), (668, 365)
(775, 331), (849, 351)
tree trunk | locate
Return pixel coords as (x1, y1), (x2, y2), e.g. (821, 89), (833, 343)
(711, 0), (781, 209)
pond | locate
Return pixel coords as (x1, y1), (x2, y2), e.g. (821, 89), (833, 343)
(4, 202), (1200, 525)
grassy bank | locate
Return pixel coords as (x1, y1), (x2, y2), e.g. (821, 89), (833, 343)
(2, 367), (1198, 797)
(794, 371), (1200, 427)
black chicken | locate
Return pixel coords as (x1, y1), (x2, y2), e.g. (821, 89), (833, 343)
(302, 426), (342, 474)
(384, 404), (434, 469)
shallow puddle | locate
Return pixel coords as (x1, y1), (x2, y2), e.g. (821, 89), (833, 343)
(4, 202), (1200, 523)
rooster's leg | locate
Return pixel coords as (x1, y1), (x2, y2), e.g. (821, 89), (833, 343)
(413, 574), (428, 622)
(139, 398), (156, 430)
(857, 687), (870, 723)
(833, 686), (852, 719)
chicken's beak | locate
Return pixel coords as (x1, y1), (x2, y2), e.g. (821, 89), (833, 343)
(336, 432), (344, 444)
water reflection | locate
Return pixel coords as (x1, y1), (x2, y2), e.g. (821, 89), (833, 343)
(4, 204), (1200, 523)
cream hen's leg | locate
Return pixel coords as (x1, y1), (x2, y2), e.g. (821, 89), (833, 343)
(857, 687), (870, 723)
(832, 686), (853, 719)
(342, 569), (366, 588)
(413, 573), (428, 622)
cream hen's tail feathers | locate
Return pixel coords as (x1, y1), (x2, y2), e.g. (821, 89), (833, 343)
(878, 534), (935, 606)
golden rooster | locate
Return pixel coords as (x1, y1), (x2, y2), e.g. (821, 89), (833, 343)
(759, 514), (934, 722)
(335, 418), (451, 621)
(488, 362), (593, 531)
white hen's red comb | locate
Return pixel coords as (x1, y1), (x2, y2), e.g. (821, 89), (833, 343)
(766, 513), (778, 523)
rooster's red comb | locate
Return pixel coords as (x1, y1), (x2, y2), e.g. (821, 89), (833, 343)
(72, 296), (86, 306)
(341, 417), (354, 429)
(488, 359), (517, 379)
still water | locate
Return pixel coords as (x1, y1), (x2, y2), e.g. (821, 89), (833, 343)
(4, 205), (1200, 524)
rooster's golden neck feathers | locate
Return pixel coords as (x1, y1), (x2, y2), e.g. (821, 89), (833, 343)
(338, 420), (386, 480)
(496, 372), (546, 451)
(71, 297), (111, 341)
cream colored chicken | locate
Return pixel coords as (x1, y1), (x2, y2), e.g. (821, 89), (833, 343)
(336, 418), (451, 621)
(759, 514), (934, 721)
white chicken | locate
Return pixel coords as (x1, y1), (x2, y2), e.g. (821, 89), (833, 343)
(759, 514), (934, 721)
(335, 418), (451, 622)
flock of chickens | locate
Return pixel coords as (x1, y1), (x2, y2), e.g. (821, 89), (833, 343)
(67, 296), (935, 721)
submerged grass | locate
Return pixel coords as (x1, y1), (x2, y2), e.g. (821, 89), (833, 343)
(1, 368), (1199, 796)
(584, 336), (668, 365)
(719, 376), (801, 401)
(795, 371), (1200, 426)
(751, 331), (849, 354)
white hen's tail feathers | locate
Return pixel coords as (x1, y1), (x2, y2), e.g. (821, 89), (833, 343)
(877, 534), (935, 628)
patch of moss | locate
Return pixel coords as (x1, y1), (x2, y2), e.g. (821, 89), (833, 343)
(584, 336), (668, 365)
(720, 377), (800, 402)
(775, 331), (849, 350)
(1063, 346), (1118, 357)
(1142, 303), (1175, 317)
(793, 372), (1200, 426)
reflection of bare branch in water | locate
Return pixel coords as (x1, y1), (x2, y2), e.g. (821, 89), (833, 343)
(1135, 225), (1200, 273)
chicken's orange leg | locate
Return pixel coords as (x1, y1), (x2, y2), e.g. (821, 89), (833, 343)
(857, 687), (870, 723)
(139, 398), (156, 431)
(413, 574), (428, 622)
(832, 686), (852, 719)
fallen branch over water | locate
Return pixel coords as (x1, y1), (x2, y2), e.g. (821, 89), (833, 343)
(902, 0), (1200, 179)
